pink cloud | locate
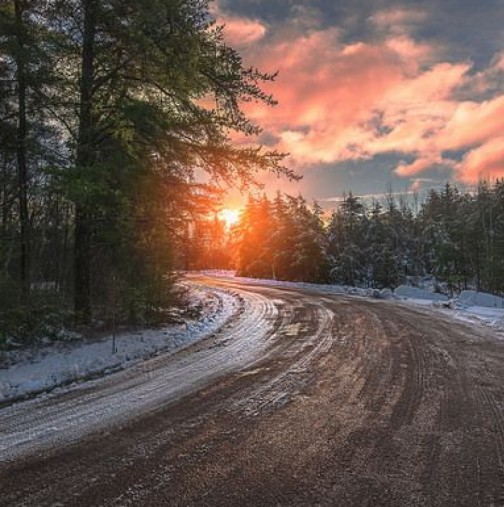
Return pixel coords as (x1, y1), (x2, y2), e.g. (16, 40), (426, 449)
(209, 5), (504, 186)
(438, 96), (504, 150)
(397, 93), (504, 179)
(260, 34), (504, 184)
(242, 29), (475, 172)
(245, 29), (415, 164)
(409, 179), (425, 193)
(210, 1), (266, 46)
(493, 52), (504, 71)
(362, 63), (470, 159)
(458, 52), (504, 96)
(385, 36), (434, 67)
(396, 157), (441, 177)
(396, 156), (457, 177)
(219, 16), (266, 46)
(456, 138), (504, 183)
(370, 8), (427, 34)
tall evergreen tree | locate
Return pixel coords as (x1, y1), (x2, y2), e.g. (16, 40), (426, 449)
(0, 0), (59, 298)
(43, 0), (291, 322)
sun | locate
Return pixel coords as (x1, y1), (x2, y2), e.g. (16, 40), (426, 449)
(218, 208), (241, 228)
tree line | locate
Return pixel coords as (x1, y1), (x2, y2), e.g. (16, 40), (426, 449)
(0, 0), (292, 345)
(192, 182), (504, 296)
(3, 1), (502, 347)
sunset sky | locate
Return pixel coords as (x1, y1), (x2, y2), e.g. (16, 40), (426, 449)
(214, 0), (504, 207)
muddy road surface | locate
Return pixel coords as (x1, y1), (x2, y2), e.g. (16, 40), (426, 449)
(2, 275), (504, 506)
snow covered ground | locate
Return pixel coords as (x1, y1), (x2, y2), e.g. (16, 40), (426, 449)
(198, 270), (387, 298)
(2, 272), (503, 406)
(0, 285), (241, 405)
(389, 286), (504, 332)
(440, 290), (504, 332)
(394, 285), (447, 302)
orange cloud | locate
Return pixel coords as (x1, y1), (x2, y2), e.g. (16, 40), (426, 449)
(220, 16), (266, 45)
(438, 96), (504, 150)
(211, 1), (266, 46)
(211, 5), (504, 185)
(456, 137), (504, 183)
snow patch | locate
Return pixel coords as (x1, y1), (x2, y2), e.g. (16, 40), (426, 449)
(197, 271), (396, 301)
(0, 286), (240, 404)
(448, 305), (504, 333)
(458, 290), (504, 309)
(394, 285), (448, 302)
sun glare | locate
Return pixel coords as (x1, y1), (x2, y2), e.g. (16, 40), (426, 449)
(218, 208), (241, 228)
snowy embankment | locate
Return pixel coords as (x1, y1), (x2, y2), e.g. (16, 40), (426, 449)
(394, 287), (504, 332)
(0, 285), (241, 405)
(441, 290), (504, 330)
(201, 271), (504, 336)
(199, 270), (393, 298)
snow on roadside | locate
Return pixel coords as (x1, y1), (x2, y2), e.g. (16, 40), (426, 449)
(458, 290), (504, 308)
(394, 285), (447, 302)
(447, 305), (504, 331)
(439, 290), (504, 333)
(0, 286), (241, 405)
(197, 270), (389, 299)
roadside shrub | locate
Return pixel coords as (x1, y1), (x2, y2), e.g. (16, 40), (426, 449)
(240, 260), (273, 279)
(0, 276), (75, 350)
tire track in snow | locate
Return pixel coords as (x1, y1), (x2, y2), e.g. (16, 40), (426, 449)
(0, 287), (277, 462)
(3, 276), (504, 506)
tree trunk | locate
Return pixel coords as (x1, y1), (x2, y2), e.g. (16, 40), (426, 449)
(2, 157), (8, 234)
(14, 0), (30, 300)
(74, 0), (97, 323)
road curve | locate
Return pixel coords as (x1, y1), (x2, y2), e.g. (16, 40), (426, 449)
(1, 275), (504, 506)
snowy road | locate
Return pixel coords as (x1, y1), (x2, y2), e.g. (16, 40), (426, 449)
(2, 275), (504, 506)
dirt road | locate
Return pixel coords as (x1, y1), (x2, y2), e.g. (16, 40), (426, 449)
(2, 275), (504, 506)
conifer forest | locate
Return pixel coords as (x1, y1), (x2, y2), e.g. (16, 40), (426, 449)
(189, 183), (504, 296)
(0, 0), (291, 344)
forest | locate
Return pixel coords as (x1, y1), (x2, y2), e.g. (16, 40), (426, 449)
(0, 0), (293, 345)
(189, 182), (504, 297)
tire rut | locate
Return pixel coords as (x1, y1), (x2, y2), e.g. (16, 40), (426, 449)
(2, 277), (504, 506)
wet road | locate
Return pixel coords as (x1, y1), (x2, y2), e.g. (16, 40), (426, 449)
(2, 275), (504, 506)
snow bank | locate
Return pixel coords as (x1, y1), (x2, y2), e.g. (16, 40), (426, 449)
(0, 286), (240, 404)
(394, 285), (448, 302)
(197, 271), (393, 299)
(448, 305), (504, 333)
(392, 286), (504, 333)
(458, 290), (504, 308)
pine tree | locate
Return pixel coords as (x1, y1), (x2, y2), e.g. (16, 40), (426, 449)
(0, 0), (61, 299)
(327, 193), (366, 285)
(43, 0), (292, 322)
